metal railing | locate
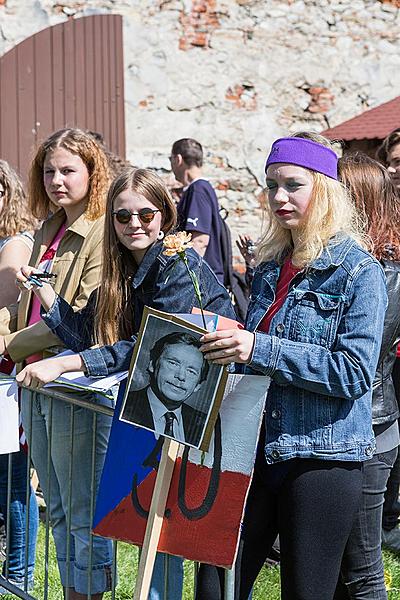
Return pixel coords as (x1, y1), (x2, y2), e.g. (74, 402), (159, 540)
(1, 386), (117, 600)
(0, 386), (236, 599)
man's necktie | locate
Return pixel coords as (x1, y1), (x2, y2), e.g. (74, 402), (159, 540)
(163, 411), (176, 437)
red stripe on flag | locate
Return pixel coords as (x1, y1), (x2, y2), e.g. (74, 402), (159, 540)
(94, 458), (250, 568)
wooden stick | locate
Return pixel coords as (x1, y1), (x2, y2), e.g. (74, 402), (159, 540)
(133, 437), (180, 600)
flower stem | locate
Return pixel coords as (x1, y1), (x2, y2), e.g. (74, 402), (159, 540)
(180, 253), (207, 329)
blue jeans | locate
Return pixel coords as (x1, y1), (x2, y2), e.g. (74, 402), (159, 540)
(21, 389), (114, 594)
(150, 553), (184, 600)
(334, 447), (398, 600)
(0, 448), (38, 588)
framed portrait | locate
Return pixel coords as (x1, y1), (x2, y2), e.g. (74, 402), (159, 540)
(119, 307), (228, 451)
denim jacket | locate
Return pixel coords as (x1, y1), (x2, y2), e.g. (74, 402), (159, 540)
(41, 241), (236, 376)
(245, 236), (387, 463)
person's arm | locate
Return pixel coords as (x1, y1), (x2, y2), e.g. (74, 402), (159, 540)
(2, 220), (103, 363)
(16, 352), (85, 388)
(236, 234), (256, 268)
(236, 234), (256, 287)
(0, 238), (33, 308)
(39, 292), (96, 353)
(201, 260), (387, 401)
(76, 253), (236, 378)
(181, 187), (212, 256)
(375, 262), (400, 361)
(190, 232), (210, 257)
(15, 265), (57, 311)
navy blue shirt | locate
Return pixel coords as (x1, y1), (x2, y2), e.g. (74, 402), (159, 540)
(177, 179), (224, 283)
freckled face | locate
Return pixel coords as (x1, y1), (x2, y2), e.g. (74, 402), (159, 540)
(265, 163), (314, 229)
(43, 147), (90, 211)
(387, 143), (400, 191)
(113, 189), (163, 264)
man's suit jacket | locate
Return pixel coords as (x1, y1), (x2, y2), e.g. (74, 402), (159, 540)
(121, 386), (207, 447)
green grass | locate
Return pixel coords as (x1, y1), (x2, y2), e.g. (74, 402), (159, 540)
(3, 523), (400, 598)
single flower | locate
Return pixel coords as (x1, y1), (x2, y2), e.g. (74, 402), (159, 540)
(163, 232), (193, 256)
(163, 232), (206, 329)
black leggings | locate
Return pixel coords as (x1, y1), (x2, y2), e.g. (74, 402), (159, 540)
(196, 442), (363, 600)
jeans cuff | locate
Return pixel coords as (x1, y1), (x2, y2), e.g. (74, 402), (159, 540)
(57, 558), (75, 589)
(74, 562), (114, 594)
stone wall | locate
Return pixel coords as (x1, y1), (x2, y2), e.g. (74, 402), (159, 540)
(1, 0), (400, 266)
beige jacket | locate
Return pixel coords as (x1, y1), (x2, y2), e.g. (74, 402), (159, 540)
(0, 209), (104, 364)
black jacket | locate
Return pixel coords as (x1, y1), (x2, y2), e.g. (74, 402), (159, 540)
(373, 259), (400, 425)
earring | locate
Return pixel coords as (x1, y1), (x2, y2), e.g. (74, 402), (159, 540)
(157, 230), (165, 240)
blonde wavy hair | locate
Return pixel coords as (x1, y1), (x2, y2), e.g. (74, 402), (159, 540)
(0, 160), (38, 237)
(257, 132), (367, 268)
(28, 128), (111, 221)
(95, 168), (177, 346)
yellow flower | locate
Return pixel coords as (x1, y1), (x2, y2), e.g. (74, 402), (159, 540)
(163, 232), (193, 256)
(162, 231), (206, 327)
(384, 569), (392, 591)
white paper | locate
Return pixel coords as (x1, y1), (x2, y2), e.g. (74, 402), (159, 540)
(189, 374), (270, 473)
(45, 369), (128, 396)
(0, 376), (19, 454)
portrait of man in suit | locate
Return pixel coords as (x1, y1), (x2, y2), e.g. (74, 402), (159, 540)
(121, 331), (210, 447)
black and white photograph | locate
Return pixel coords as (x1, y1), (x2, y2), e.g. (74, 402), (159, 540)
(119, 308), (226, 449)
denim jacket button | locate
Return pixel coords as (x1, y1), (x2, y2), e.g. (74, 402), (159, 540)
(276, 323), (285, 333)
(271, 450), (280, 459)
(271, 409), (281, 419)
(365, 446), (373, 457)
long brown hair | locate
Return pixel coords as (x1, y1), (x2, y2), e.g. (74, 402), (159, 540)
(0, 160), (38, 237)
(338, 152), (400, 261)
(95, 168), (177, 345)
(28, 128), (111, 221)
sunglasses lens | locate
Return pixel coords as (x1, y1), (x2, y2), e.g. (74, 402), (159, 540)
(138, 209), (156, 223)
(115, 209), (131, 224)
(114, 208), (158, 224)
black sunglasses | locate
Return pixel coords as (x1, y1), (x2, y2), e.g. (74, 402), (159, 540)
(112, 208), (161, 224)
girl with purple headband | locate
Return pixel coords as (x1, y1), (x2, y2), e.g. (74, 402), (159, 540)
(197, 132), (387, 599)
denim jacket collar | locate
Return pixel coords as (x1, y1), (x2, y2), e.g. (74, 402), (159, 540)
(310, 236), (356, 271)
(131, 241), (165, 288)
(258, 236), (357, 278)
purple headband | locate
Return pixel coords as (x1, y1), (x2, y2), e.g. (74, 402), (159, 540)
(265, 137), (338, 180)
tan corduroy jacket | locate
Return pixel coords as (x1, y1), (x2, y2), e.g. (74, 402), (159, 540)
(0, 209), (104, 364)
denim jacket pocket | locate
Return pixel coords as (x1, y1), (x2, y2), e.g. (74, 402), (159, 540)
(290, 290), (345, 348)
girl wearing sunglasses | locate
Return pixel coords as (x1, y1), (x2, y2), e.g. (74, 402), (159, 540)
(15, 166), (235, 600)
